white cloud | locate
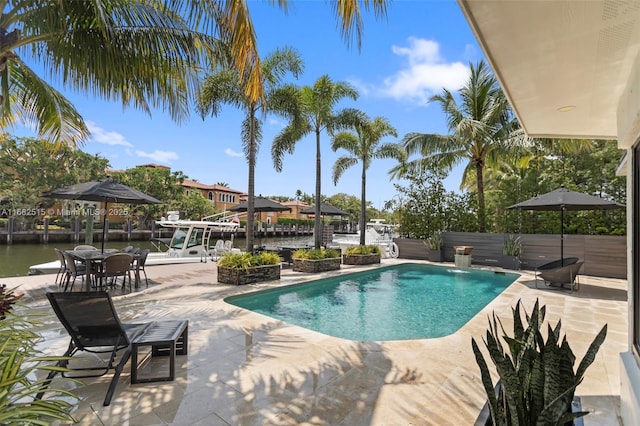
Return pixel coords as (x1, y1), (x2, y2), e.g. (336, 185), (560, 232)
(379, 37), (469, 105)
(268, 118), (285, 127)
(225, 148), (243, 158)
(135, 150), (179, 163)
(86, 121), (133, 147)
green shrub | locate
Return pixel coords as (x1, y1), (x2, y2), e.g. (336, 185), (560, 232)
(292, 248), (340, 260)
(472, 299), (607, 425)
(424, 231), (443, 250)
(218, 251), (281, 270)
(344, 245), (380, 255)
(502, 234), (522, 256)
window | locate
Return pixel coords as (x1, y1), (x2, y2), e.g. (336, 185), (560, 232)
(208, 191), (213, 200)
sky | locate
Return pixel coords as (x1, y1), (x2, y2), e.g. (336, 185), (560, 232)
(16, 1), (483, 211)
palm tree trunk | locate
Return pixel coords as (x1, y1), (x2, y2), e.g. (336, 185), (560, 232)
(476, 162), (486, 232)
(314, 128), (322, 249)
(246, 111), (256, 252)
(360, 162), (366, 246)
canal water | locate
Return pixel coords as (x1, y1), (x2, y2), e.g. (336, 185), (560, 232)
(0, 236), (313, 278)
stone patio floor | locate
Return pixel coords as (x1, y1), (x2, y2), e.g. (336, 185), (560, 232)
(5, 258), (627, 425)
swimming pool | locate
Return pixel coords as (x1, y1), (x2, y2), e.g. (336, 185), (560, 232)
(225, 263), (519, 341)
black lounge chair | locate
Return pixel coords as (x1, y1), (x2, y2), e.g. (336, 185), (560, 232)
(535, 258), (584, 291)
(36, 292), (151, 406)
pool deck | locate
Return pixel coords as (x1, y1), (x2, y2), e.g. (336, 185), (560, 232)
(6, 259), (627, 425)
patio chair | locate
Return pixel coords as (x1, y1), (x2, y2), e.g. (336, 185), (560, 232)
(61, 251), (87, 292)
(211, 239), (225, 260)
(35, 292), (152, 406)
(535, 259), (584, 291)
(95, 253), (133, 291)
(53, 248), (68, 287)
(130, 248), (150, 287)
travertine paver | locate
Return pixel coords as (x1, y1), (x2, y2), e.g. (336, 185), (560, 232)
(5, 259), (626, 426)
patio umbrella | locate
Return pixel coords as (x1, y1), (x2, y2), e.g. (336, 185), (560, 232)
(229, 196), (291, 247)
(42, 178), (163, 252)
(506, 186), (624, 265)
(300, 203), (349, 216)
(228, 196), (292, 213)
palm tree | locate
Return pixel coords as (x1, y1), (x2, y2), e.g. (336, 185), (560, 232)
(391, 60), (515, 232)
(197, 47), (303, 251)
(0, 0), (228, 146)
(331, 112), (404, 245)
(271, 75), (359, 248)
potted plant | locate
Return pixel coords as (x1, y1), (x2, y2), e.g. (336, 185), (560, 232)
(292, 248), (341, 273)
(424, 231), (444, 262)
(217, 251), (282, 285)
(499, 234), (521, 270)
(342, 245), (381, 265)
(472, 299), (607, 425)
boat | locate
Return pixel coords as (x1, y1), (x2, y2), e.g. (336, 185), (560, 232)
(28, 213), (240, 275)
(329, 225), (400, 258)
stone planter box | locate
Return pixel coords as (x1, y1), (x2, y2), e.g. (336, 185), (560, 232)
(342, 253), (381, 265)
(292, 257), (341, 273)
(429, 249), (444, 262)
(499, 255), (520, 270)
(217, 264), (280, 285)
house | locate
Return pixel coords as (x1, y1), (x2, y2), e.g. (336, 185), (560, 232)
(456, 1), (640, 423)
(180, 179), (245, 212)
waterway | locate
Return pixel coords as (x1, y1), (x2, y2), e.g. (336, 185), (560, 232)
(0, 235), (313, 278)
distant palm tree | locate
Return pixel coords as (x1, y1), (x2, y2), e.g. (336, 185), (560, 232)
(272, 75), (359, 248)
(391, 60), (515, 232)
(0, 0), (224, 146)
(331, 112), (404, 245)
(216, 182), (229, 188)
(197, 47), (303, 251)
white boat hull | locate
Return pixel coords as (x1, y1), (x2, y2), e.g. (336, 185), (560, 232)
(29, 252), (212, 275)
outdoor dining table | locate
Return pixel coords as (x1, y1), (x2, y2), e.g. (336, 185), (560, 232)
(66, 249), (142, 291)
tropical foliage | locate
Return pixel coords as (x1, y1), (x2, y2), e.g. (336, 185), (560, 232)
(331, 111), (404, 244)
(217, 251), (281, 270)
(292, 248), (341, 260)
(425, 231), (443, 250)
(0, 135), (109, 227)
(472, 299), (607, 425)
(0, 287), (77, 423)
(272, 75), (359, 248)
(502, 235), (522, 257)
(198, 47), (303, 251)
(0, 0), (229, 147)
(344, 244), (380, 255)
(393, 166), (478, 239)
(393, 60), (517, 233)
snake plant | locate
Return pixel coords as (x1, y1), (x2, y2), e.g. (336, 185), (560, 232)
(472, 299), (607, 425)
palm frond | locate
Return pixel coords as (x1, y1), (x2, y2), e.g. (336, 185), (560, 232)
(3, 59), (88, 147)
(332, 155), (358, 184)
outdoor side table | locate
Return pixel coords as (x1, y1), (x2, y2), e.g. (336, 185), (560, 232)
(131, 320), (189, 384)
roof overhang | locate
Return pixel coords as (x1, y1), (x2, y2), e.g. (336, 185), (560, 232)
(457, 0), (640, 140)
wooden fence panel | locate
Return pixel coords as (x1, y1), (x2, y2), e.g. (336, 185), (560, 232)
(394, 233), (626, 279)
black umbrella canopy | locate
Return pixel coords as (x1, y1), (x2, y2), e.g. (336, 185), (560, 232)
(506, 186), (624, 211)
(507, 186), (625, 265)
(228, 196), (292, 212)
(42, 178), (163, 252)
(42, 178), (163, 205)
(300, 203), (349, 216)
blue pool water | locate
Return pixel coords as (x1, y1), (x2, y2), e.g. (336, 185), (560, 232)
(225, 263), (519, 341)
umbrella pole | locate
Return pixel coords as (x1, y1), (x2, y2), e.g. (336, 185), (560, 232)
(101, 201), (108, 253)
(560, 208), (564, 267)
